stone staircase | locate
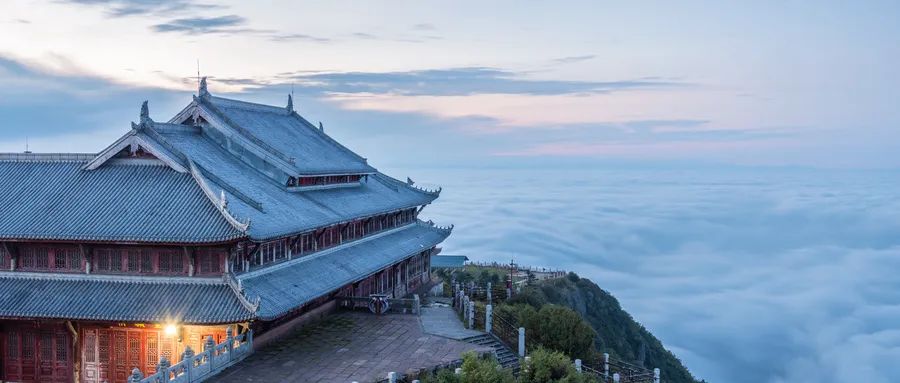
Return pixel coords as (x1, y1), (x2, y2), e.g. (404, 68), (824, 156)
(462, 333), (520, 373)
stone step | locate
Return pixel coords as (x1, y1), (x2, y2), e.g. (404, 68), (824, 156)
(460, 333), (521, 371)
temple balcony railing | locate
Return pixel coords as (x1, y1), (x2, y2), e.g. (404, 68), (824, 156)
(129, 327), (253, 383)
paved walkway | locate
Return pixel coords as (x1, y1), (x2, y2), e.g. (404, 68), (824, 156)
(214, 311), (489, 383)
(420, 306), (484, 340)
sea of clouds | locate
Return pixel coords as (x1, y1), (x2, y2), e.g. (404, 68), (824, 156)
(397, 166), (900, 383)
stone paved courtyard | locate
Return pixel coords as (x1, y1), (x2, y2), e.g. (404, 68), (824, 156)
(214, 310), (490, 383)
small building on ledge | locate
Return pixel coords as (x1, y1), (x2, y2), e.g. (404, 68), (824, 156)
(0, 80), (451, 383)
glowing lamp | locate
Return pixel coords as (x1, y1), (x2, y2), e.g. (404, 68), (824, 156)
(164, 324), (178, 337)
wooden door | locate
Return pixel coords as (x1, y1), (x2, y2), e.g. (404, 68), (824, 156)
(2, 323), (71, 383)
(82, 327), (175, 383)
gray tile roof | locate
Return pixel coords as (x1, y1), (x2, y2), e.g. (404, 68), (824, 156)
(204, 96), (375, 175)
(0, 272), (252, 324)
(431, 255), (470, 268)
(240, 223), (450, 320)
(0, 160), (244, 243)
(150, 127), (438, 241)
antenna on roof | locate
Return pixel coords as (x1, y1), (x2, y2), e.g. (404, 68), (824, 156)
(286, 93), (293, 113)
(24, 136), (31, 154)
(196, 59), (200, 90)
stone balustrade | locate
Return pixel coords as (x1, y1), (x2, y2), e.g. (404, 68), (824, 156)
(124, 327), (253, 383)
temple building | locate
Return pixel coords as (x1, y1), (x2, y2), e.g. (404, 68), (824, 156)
(0, 78), (451, 383)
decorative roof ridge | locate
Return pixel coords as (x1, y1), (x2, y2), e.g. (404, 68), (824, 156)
(187, 159), (251, 233)
(417, 219), (454, 233)
(238, 222), (418, 281)
(0, 153), (96, 162)
(208, 95), (294, 115)
(372, 173), (442, 197)
(196, 96), (299, 168)
(0, 270), (224, 285)
(142, 127), (265, 212)
(223, 272), (260, 314)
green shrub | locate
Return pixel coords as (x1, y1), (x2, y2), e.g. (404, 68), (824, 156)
(520, 348), (598, 383)
(419, 352), (515, 383)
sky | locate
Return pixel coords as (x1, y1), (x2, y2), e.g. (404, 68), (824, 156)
(1, 1), (900, 382)
(2, 0), (899, 169)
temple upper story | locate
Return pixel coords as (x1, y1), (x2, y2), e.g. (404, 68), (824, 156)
(0, 78), (444, 245)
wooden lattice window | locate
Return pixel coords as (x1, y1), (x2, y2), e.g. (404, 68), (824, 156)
(98, 331), (109, 362)
(56, 334), (67, 362)
(83, 331), (96, 363)
(40, 332), (52, 361)
(147, 336), (158, 368)
(158, 250), (183, 273)
(7, 331), (18, 358)
(0, 246), (9, 269)
(23, 332), (35, 359)
(197, 250), (223, 274)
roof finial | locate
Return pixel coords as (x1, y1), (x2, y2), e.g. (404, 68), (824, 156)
(199, 76), (209, 99)
(286, 94), (293, 113)
(318, 121), (324, 132)
(138, 100), (154, 128)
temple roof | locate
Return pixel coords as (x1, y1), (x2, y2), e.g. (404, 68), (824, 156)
(0, 89), (441, 243)
(0, 272), (252, 324)
(149, 126), (437, 240)
(239, 222), (451, 320)
(0, 159), (244, 243)
(199, 96), (375, 176)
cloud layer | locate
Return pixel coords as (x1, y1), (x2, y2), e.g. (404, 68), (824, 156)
(411, 167), (900, 383)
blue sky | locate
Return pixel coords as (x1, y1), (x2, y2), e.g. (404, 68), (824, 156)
(2, 0), (899, 169)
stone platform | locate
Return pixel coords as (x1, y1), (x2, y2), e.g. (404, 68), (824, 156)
(214, 311), (489, 383)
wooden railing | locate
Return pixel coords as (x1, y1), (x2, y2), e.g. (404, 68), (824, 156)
(128, 328), (253, 383)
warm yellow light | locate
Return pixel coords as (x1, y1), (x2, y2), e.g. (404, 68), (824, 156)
(164, 324), (178, 337)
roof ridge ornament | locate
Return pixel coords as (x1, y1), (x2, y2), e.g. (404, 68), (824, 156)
(139, 100), (153, 126)
(286, 94), (293, 113)
(318, 121), (324, 132)
(199, 76), (210, 99)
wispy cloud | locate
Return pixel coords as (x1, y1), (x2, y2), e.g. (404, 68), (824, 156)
(276, 67), (681, 97)
(552, 55), (596, 65)
(411, 23), (436, 31)
(0, 55), (182, 146)
(61, 0), (222, 17)
(269, 33), (331, 43)
(151, 15), (262, 35)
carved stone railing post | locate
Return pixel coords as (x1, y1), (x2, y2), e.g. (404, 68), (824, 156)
(413, 294), (421, 315)
(575, 359), (582, 373)
(182, 346), (194, 382)
(157, 356), (171, 383)
(518, 327), (526, 357)
(603, 353), (610, 379)
(486, 282), (492, 304)
(485, 304), (493, 334)
(613, 372), (621, 383)
(129, 368), (143, 383)
(387, 371), (398, 383)
(226, 327), (235, 362)
(204, 335), (215, 369)
(467, 301), (474, 329)
(654, 368), (661, 383)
